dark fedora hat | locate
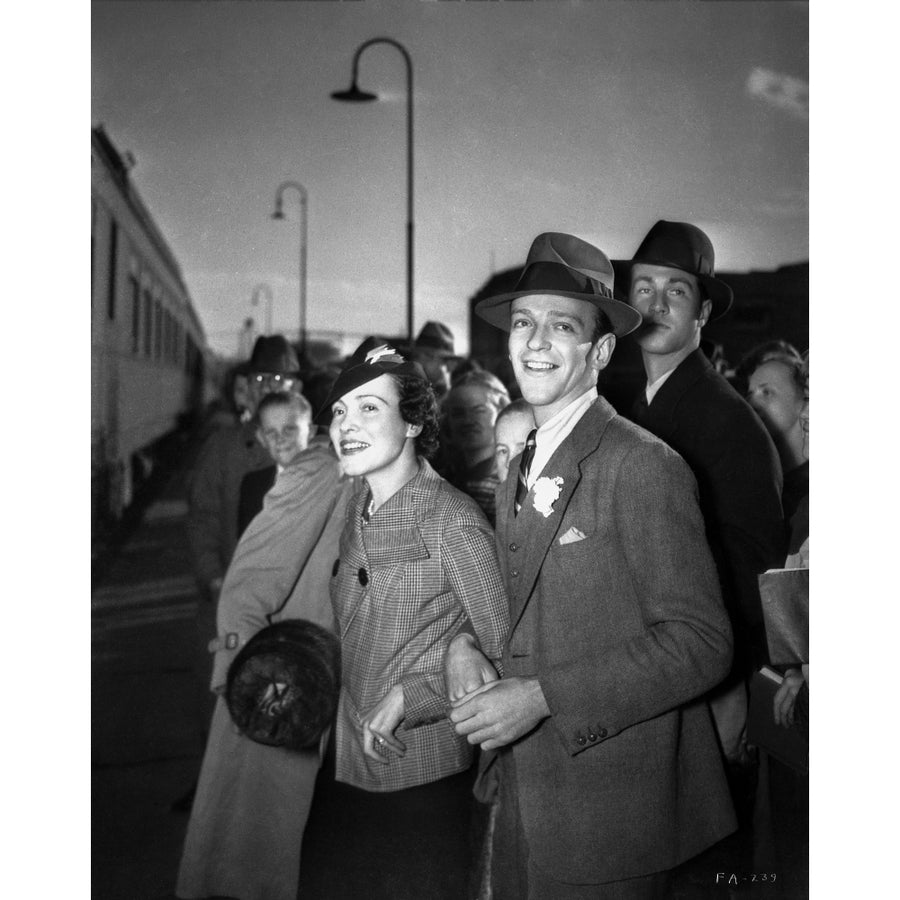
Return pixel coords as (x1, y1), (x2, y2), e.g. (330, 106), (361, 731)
(225, 619), (341, 752)
(314, 340), (426, 425)
(612, 220), (733, 319)
(414, 321), (456, 357)
(248, 335), (301, 376)
(474, 232), (642, 338)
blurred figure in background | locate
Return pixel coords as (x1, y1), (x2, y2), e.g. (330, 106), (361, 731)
(409, 320), (457, 401)
(176, 418), (352, 900)
(738, 340), (809, 524)
(441, 369), (511, 526)
(492, 398), (534, 484)
(236, 391), (313, 538)
(177, 335), (303, 812)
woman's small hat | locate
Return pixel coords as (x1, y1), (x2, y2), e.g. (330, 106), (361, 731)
(474, 232), (642, 337)
(611, 220), (734, 319)
(314, 340), (426, 424)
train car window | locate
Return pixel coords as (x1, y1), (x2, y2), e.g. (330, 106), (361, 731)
(154, 299), (162, 359)
(107, 220), (118, 320)
(130, 276), (140, 354)
(143, 290), (153, 356)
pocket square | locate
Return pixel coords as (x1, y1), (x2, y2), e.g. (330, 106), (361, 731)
(558, 526), (587, 545)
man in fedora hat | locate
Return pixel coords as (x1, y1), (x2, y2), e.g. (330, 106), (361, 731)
(177, 334), (304, 810)
(614, 221), (785, 778)
(410, 320), (457, 400)
(448, 232), (736, 897)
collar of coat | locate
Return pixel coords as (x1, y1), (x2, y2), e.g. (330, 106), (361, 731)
(351, 458), (444, 528)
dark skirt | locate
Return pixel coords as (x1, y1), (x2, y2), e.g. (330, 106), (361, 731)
(298, 735), (478, 899)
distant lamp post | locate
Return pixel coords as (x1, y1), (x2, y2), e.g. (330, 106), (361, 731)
(271, 181), (308, 355)
(250, 283), (273, 335)
(332, 37), (414, 343)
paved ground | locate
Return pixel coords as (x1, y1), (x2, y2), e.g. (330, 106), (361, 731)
(93, 438), (206, 900)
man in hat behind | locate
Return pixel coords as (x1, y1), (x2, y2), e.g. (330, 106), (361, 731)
(448, 232), (736, 897)
(177, 335), (303, 810)
(410, 320), (458, 401)
(614, 222), (785, 786)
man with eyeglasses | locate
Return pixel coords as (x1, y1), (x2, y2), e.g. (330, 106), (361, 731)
(176, 335), (303, 812)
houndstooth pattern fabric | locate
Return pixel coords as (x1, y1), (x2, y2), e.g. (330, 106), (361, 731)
(331, 460), (509, 792)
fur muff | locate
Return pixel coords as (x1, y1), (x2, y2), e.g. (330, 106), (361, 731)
(225, 619), (341, 751)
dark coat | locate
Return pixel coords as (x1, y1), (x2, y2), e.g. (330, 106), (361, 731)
(630, 349), (786, 667)
(237, 464), (277, 538)
(493, 397), (736, 884)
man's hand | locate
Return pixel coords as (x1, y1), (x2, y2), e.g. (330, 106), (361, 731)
(360, 684), (407, 763)
(449, 677), (550, 750)
(445, 633), (499, 702)
(773, 668), (804, 728)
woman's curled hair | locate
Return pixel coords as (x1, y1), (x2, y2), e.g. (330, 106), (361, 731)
(392, 371), (440, 459)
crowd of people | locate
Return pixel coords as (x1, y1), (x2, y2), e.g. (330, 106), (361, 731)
(172, 220), (808, 900)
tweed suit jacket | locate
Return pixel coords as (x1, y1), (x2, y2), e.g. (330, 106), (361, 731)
(630, 349), (785, 666)
(332, 460), (509, 792)
(495, 397), (736, 884)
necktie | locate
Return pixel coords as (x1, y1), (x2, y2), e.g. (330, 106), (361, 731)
(514, 429), (538, 516)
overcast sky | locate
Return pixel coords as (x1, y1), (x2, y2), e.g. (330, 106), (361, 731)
(92, 0), (808, 357)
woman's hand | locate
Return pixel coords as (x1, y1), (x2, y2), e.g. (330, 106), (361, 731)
(773, 668), (805, 728)
(361, 684), (407, 763)
(445, 633), (499, 702)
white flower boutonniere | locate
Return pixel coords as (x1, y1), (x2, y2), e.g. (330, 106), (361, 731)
(532, 476), (564, 518)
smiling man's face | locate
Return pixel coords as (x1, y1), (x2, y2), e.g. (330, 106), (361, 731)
(508, 295), (613, 425)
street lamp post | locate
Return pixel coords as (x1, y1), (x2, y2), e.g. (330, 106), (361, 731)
(250, 283), (273, 335)
(332, 37), (414, 343)
(271, 181), (308, 355)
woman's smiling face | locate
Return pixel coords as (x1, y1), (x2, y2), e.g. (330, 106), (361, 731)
(328, 373), (415, 479)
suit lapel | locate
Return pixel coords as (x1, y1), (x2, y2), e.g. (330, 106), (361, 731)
(506, 399), (616, 635)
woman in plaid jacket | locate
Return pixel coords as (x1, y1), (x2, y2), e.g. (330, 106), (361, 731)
(298, 343), (509, 899)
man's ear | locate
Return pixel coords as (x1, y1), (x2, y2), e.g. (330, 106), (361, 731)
(591, 332), (616, 373)
(255, 426), (266, 447)
(698, 298), (713, 329)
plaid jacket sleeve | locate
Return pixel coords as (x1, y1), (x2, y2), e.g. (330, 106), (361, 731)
(402, 503), (509, 726)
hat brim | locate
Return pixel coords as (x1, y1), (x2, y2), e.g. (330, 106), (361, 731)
(474, 290), (643, 338)
(611, 260), (734, 320)
(314, 358), (426, 425)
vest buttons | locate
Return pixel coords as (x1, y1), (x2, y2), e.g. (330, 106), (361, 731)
(588, 732), (597, 742)
(510, 570), (519, 578)
(598, 728), (607, 739)
(576, 735), (587, 746)
(509, 543), (518, 552)
(358, 567), (369, 586)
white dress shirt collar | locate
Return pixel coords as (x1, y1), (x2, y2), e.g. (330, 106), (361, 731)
(527, 386), (597, 488)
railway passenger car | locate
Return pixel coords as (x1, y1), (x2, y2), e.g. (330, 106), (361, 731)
(91, 125), (215, 528)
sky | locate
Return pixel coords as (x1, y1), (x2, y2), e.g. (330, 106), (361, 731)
(91, 0), (808, 358)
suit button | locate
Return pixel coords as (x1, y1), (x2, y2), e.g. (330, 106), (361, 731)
(358, 567), (369, 586)
(598, 728), (607, 739)
(510, 570), (519, 578)
(509, 543), (518, 552)
(576, 735), (586, 746)
(588, 732), (597, 742)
